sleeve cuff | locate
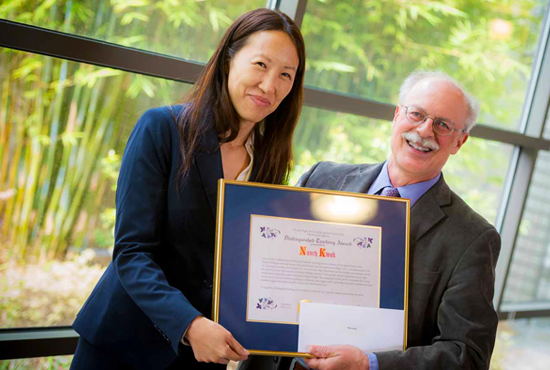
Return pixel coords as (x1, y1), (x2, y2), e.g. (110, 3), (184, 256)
(367, 353), (379, 370)
(180, 330), (190, 346)
(180, 315), (203, 346)
(296, 353), (377, 370)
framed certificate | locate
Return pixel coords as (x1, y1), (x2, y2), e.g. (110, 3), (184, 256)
(212, 180), (410, 357)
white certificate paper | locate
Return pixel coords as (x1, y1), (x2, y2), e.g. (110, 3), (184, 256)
(298, 302), (405, 353)
(247, 215), (382, 324)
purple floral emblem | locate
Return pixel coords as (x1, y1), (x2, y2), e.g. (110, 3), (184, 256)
(260, 226), (280, 239)
(354, 237), (374, 249)
(256, 297), (277, 310)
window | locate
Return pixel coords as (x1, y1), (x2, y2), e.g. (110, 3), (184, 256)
(301, 0), (549, 131)
(0, 0), (265, 63)
(502, 150), (550, 304)
(493, 317), (550, 368)
(291, 106), (391, 184)
(0, 48), (188, 329)
(544, 108), (550, 140)
(443, 138), (513, 225)
(0, 355), (73, 369)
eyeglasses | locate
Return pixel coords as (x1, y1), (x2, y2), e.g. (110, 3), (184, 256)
(400, 105), (467, 136)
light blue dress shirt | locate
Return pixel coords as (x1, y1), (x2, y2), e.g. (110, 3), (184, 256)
(367, 161), (441, 207)
(298, 161), (441, 370)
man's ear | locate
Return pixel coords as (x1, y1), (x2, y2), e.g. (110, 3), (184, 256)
(393, 105), (400, 123)
(451, 133), (468, 155)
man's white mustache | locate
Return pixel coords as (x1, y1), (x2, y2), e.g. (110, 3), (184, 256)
(401, 131), (440, 151)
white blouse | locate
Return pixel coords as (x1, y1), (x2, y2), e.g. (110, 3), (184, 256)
(235, 134), (254, 181)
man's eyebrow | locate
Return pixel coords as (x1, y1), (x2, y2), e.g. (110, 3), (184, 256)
(413, 105), (456, 125)
(255, 53), (297, 71)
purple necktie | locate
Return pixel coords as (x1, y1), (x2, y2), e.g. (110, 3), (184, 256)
(380, 186), (401, 198)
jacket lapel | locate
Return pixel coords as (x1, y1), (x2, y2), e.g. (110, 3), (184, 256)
(340, 162), (385, 193)
(194, 128), (223, 217)
(410, 175), (451, 245)
(340, 162), (452, 246)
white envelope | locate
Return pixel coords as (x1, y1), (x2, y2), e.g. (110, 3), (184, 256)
(298, 302), (405, 353)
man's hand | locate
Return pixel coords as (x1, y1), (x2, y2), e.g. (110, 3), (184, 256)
(185, 316), (249, 364)
(304, 345), (369, 370)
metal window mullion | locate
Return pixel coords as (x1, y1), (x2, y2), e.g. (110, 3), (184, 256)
(494, 148), (539, 312)
(522, 5), (550, 138)
(497, 309), (550, 320)
(303, 86), (550, 150)
(498, 301), (550, 320)
(0, 327), (78, 360)
(266, 0), (280, 10)
(0, 19), (203, 84)
(274, 0), (309, 27)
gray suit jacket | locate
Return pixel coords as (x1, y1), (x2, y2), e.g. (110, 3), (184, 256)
(296, 161), (501, 370)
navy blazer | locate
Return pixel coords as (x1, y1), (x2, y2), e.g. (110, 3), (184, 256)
(73, 106), (247, 369)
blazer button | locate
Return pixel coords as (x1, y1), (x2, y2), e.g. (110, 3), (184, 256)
(204, 279), (213, 289)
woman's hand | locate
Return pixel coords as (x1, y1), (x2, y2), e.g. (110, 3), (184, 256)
(185, 316), (250, 364)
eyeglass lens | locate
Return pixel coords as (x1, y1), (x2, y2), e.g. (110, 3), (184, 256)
(406, 106), (453, 135)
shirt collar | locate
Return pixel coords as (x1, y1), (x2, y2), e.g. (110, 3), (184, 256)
(244, 132), (254, 155)
(367, 161), (441, 207)
(235, 133), (255, 182)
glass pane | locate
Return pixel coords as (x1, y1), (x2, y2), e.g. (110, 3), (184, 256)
(502, 150), (550, 304)
(0, 355), (73, 369)
(290, 107), (509, 225)
(0, 47), (189, 329)
(492, 318), (550, 369)
(0, 0), (265, 64)
(0, 356), (241, 370)
(544, 104), (550, 140)
(443, 138), (513, 225)
(301, 0), (550, 131)
(291, 107), (392, 184)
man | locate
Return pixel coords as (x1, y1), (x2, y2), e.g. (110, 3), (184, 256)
(295, 71), (501, 370)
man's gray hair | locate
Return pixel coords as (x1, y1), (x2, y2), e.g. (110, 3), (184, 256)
(398, 71), (480, 132)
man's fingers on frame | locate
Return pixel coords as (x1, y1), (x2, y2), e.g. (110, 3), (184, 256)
(305, 358), (322, 368)
(311, 345), (333, 358)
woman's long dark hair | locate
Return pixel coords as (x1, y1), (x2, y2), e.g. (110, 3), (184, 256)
(177, 8), (306, 185)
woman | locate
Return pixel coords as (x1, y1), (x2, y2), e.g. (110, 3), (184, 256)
(71, 8), (305, 370)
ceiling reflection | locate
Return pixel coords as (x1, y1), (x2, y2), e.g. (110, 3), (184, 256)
(309, 193), (379, 224)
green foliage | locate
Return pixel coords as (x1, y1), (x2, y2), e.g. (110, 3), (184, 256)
(0, 356), (72, 369)
(301, 0), (546, 128)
